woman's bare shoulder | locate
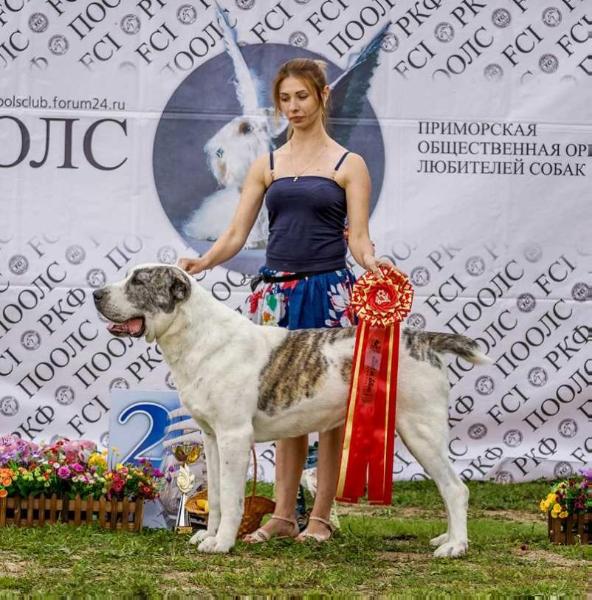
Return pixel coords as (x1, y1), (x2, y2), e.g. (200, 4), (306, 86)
(340, 151), (368, 172)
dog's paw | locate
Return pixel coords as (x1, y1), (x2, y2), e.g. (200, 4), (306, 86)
(433, 540), (468, 558)
(429, 533), (449, 548)
(197, 536), (234, 554)
(189, 529), (214, 545)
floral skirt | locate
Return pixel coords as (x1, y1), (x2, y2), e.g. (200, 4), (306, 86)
(245, 266), (357, 330)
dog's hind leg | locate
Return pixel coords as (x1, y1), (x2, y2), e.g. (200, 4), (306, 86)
(197, 428), (253, 554)
(189, 431), (220, 545)
(396, 405), (469, 558)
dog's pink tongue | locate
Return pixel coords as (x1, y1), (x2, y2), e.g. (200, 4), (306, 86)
(107, 318), (143, 336)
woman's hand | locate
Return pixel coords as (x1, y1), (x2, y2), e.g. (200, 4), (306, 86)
(362, 254), (406, 279)
(177, 257), (208, 275)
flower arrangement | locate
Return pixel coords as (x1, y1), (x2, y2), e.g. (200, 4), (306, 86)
(540, 468), (592, 519)
(0, 435), (164, 501)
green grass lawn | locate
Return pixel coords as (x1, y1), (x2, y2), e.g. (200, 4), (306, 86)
(0, 480), (590, 598)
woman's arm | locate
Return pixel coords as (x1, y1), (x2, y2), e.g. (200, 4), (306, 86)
(343, 153), (383, 276)
(178, 154), (268, 274)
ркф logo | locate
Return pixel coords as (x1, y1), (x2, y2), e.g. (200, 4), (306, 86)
(465, 255), (485, 276)
(474, 375), (494, 395)
(0, 396), (19, 417)
(484, 64), (504, 82)
(410, 266), (430, 287)
(381, 33), (399, 52)
(21, 330), (42, 351)
(120, 14), (141, 35)
(542, 7), (562, 27)
(177, 5), (198, 24)
(434, 22), (455, 43)
(48, 34), (69, 56)
(528, 367), (548, 387)
(503, 429), (523, 448)
(55, 385), (76, 406)
(86, 268), (107, 288)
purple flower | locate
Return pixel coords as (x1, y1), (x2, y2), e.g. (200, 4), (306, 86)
(57, 466), (71, 479)
(71, 463), (84, 473)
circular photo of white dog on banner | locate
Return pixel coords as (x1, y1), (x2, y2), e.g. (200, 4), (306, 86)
(153, 42), (385, 275)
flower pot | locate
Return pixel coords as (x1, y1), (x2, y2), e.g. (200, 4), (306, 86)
(548, 511), (591, 545)
(0, 494), (144, 531)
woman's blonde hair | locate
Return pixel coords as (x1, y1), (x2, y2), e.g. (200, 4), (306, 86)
(272, 58), (329, 137)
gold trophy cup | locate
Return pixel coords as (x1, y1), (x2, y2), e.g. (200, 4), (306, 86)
(173, 442), (202, 534)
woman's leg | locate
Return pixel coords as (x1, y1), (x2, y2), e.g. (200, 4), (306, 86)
(298, 424), (344, 540)
(244, 434), (308, 540)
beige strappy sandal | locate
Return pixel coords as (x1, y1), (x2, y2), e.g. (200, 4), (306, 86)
(295, 516), (335, 543)
(242, 515), (299, 544)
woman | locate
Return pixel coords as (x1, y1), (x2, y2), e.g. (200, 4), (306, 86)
(178, 58), (388, 543)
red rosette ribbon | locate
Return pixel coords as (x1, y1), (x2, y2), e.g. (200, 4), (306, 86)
(350, 265), (414, 327)
(337, 265), (414, 505)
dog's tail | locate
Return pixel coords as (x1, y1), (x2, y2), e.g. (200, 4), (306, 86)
(433, 332), (492, 364)
(405, 330), (493, 365)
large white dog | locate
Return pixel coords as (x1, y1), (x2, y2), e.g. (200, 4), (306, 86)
(93, 264), (491, 557)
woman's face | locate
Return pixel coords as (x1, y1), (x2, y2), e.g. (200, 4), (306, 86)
(278, 76), (326, 129)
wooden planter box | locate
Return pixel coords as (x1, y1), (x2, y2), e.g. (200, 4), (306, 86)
(548, 511), (591, 545)
(0, 494), (144, 532)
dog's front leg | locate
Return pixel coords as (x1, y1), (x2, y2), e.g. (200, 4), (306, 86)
(197, 429), (252, 554)
(189, 431), (220, 546)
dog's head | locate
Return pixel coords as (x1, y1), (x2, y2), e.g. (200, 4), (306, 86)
(93, 264), (191, 343)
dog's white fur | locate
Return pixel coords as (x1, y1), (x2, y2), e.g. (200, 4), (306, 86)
(96, 265), (491, 557)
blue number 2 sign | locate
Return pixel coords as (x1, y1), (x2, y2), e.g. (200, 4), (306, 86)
(109, 391), (181, 468)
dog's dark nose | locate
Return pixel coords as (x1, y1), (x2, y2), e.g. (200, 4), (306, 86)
(93, 289), (106, 303)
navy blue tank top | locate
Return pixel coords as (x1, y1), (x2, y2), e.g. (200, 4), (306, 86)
(265, 151), (349, 273)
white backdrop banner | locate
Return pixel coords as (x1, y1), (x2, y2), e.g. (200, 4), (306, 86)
(0, 0), (590, 483)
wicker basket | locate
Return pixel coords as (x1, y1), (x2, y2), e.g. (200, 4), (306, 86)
(548, 511), (591, 545)
(186, 447), (275, 537)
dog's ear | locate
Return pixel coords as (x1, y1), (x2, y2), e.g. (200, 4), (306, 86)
(170, 269), (191, 303)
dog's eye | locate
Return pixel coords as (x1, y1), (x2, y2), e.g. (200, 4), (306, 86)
(238, 121), (252, 135)
(215, 147), (224, 158)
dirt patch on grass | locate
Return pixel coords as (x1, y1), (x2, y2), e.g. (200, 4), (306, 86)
(513, 548), (587, 567)
(476, 509), (542, 523)
(0, 551), (28, 576)
(379, 551), (431, 563)
(339, 505), (543, 524)
(338, 506), (445, 519)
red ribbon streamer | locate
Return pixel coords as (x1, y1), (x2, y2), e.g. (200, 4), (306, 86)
(337, 266), (413, 505)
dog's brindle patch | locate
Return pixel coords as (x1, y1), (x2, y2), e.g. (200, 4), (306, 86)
(340, 357), (353, 385)
(403, 328), (479, 369)
(125, 267), (190, 314)
(258, 327), (356, 415)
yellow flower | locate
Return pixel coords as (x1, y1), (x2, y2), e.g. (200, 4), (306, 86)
(539, 500), (548, 512)
(89, 453), (107, 470)
(552, 503), (562, 514)
(559, 511), (568, 518)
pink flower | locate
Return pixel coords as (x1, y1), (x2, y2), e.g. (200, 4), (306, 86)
(57, 466), (70, 479)
(72, 463), (84, 473)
